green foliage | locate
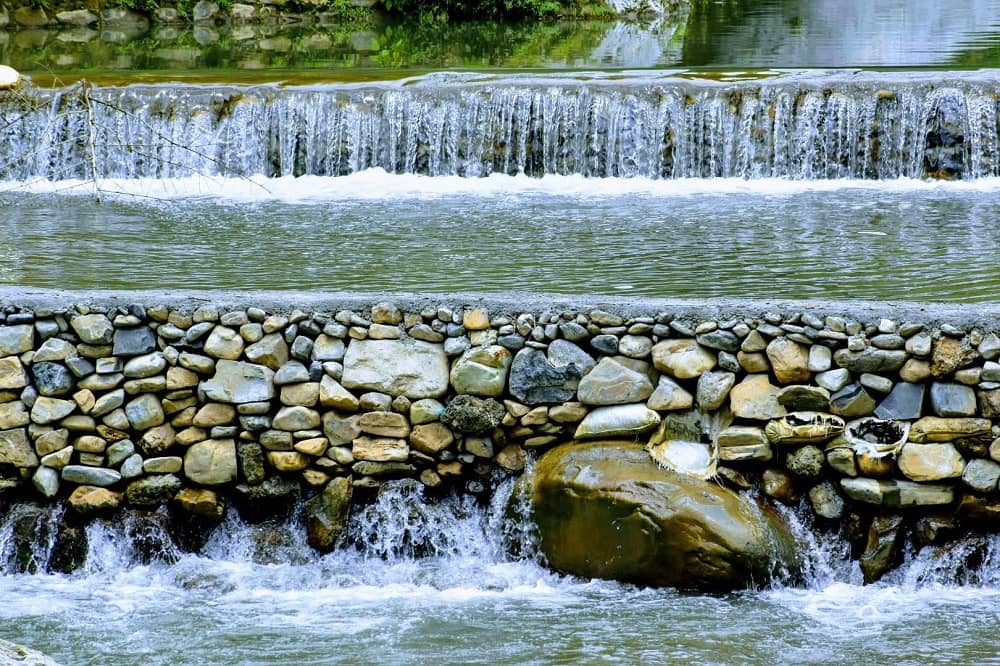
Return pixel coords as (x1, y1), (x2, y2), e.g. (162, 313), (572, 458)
(378, 0), (568, 20)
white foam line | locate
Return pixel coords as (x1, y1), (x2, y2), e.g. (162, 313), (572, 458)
(5, 170), (1000, 204)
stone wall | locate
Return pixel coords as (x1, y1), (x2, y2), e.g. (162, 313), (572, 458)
(2, 291), (1000, 577)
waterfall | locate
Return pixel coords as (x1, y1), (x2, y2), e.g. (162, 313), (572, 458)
(2, 73), (998, 181)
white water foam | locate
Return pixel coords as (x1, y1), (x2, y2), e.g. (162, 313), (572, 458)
(6, 170), (1000, 204)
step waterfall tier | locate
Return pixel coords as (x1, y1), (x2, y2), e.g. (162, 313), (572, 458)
(2, 71), (999, 181)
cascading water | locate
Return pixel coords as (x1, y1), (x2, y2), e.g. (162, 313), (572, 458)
(1, 72), (997, 182)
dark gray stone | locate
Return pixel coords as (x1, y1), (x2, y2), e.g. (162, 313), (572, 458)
(558, 321), (589, 342)
(696, 330), (740, 352)
(233, 476), (300, 523)
(441, 395), (505, 434)
(834, 348), (908, 373)
(65, 356), (94, 378)
(31, 362), (74, 396)
(125, 474), (183, 508)
(497, 335), (525, 351)
(874, 382), (926, 420)
(590, 334), (619, 355)
(929, 382), (977, 417)
(237, 441), (267, 485)
(112, 327), (156, 357)
(508, 348), (581, 405)
(830, 382), (876, 418)
(776, 385), (830, 411)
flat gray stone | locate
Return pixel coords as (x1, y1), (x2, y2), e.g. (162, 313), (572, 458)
(62, 464), (121, 487)
(874, 382), (926, 420)
(200, 359), (276, 404)
(929, 382), (977, 417)
(577, 357), (653, 406)
(0, 325), (34, 357)
(113, 326), (156, 357)
(342, 339), (449, 399)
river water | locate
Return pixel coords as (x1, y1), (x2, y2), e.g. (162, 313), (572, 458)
(2, 478), (1000, 666)
(2, 174), (1000, 302)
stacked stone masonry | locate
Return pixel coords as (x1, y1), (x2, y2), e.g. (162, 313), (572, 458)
(2, 296), (1000, 572)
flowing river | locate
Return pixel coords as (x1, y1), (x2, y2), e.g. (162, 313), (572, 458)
(3, 477), (1000, 666)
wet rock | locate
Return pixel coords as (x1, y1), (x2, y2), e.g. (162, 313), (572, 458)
(342, 339), (448, 399)
(777, 385), (830, 412)
(833, 348), (907, 374)
(766, 338), (810, 383)
(829, 383), (876, 418)
(32, 466), (59, 498)
(67, 485), (122, 515)
(873, 382), (925, 420)
(840, 478), (954, 507)
(125, 474), (183, 508)
(913, 515), (958, 548)
(184, 439), (237, 485)
(62, 465), (120, 487)
(526, 441), (799, 591)
(962, 458), (1000, 493)
(898, 443), (965, 482)
(809, 481), (845, 520)
(0, 428), (37, 467)
(785, 445), (825, 479)
(233, 476), (300, 522)
(441, 395), (505, 434)
(696, 371), (736, 411)
(826, 446), (858, 477)
(930, 382), (977, 417)
(173, 487), (225, 521)
(729, 374), (786, 420)
(449, 345), (512, 397)
(305, 476), (352, 552)
(237, 441), (266, 485)
(763, 468), (800, 504)
(860, 514), (903, 584)
(409, 422), (454, 455)
(48, 521), (88, 574)
(956, 494), (1000, 527)
(909, 417), (992, 443)
(717, 426), (772, 462)
(574, 404), (660, 439)
(577, 357), (653, 405)
(651, 339), (716, 379)
(646, 376), (693, 411)
(508, 347), (582, 405)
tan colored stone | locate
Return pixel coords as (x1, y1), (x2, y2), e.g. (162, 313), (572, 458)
(265, 450), (309, 472)
(931, 336), (977, 376)
(0, 401), (30, 429)
(319, 376), (359, 411)
(549, 402), (588, 423)
(729, 374), (787, 420)
(856, 452), (895, 478)
(409, 422), (454, 454)
(358, 411), (410, 438)
(899, 358), (932, 383)
(737, 351), (770, 373)
(651, 339), (716, 379)
(294, 437), (329, 456)
(173, 487), (225, 520)
(352, 436), (408, 462)
(766, 338), (810, 384)
(463, 308), (490, 330)
(68, 485), (122, 515)
(166, 366), (200, 390)
(73, 435), (106, 453)
(203, 326), (244, 360)
(0, 356), (27, 389)
(898, 442), (965, 482)
(280, 382), (320, 407)
(495, 444), (526, 472)
(184, 439), (237, 485)
(909, 417), (992, 443)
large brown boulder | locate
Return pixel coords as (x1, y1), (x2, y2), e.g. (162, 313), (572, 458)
(525, 441), (800, 591)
